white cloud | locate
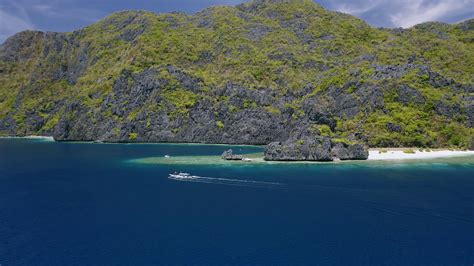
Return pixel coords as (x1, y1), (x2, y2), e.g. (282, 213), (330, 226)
(0, 9), (34, 43)
(328, 0), (474, 28)
(334, 0), (381, 15)
(390, 0), (472, 28)
(31, 4), (54, 13)
(29, 3), (102, 23)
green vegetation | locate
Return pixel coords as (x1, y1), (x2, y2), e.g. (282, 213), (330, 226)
(266, 106), (281, 115)
(216, 121), (225, 129)
(162, 89), (199, 116)
(311, 124), (335, 137)
(333, 138), (355, 145)
(129, 132), (138, 140)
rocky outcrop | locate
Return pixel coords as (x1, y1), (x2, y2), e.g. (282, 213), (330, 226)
(221, 149), (244, 160)
(331, 142), (369, 160)
(264, 137), (369, 161)
(396, 85), (426, 105)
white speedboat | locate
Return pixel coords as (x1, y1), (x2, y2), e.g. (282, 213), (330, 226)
(169, 172), (196, 180)
(164, 155), (171, 158)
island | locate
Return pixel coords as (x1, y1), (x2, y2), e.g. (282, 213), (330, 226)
(0, 0), (473, 161)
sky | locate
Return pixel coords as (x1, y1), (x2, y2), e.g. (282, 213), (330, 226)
(1, 0), (473, 43)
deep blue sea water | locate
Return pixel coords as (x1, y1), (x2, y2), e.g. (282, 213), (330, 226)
(0, 138), (473, 265)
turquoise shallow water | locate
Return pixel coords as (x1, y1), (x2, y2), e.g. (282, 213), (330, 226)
(0, 138), (473, 265)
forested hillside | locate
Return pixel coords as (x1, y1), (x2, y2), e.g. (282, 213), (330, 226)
(1, 0), (473, 150)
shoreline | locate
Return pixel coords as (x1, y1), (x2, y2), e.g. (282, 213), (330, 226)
(0, 135), (54, 140)
(0, 135), (264, 147)
(130, 152), (474, 167)
(2, 136), (473, 161)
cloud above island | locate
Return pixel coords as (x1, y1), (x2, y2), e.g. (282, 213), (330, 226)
(0, 9), (33, 42)
(327, 0), (474, 28)
(388, 0), (473, 28)
(1, 0), (473, 43)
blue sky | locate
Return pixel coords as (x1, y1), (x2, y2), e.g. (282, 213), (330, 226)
(1, 0), (473, 43)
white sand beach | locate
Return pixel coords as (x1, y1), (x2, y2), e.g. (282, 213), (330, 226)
(0, 135), (54, 141)
(368, 149), (474, 160)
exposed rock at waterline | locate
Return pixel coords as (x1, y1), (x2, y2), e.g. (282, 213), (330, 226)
(264, 138), (369, 161)
(222, 149), (244, 160)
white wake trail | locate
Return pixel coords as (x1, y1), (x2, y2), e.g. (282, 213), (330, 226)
(168, 174), (284, 188)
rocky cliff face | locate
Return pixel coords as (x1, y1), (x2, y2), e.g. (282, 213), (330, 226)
(264, 138), (368, 161)
(0, 0), (473, 160)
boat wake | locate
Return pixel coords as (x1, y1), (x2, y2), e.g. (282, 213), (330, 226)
(167, 173), (400, 195)
(168, 172), (374, 192)
(168, 172), (284, 189)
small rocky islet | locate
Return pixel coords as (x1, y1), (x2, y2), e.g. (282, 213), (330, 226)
(265, 138), (368, 161)
(222, 136), (368, 162)
(0, 0), (473, 161)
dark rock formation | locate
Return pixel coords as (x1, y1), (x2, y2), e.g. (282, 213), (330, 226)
(387, 122), (403, 133)
(396, 85), (426, 105)
(264, 137), (369, 161)
(222, 149), (244, 160)
(331, 142), (369, 160)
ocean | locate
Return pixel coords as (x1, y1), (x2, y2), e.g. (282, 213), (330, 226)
(0, 138), (473, 265)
